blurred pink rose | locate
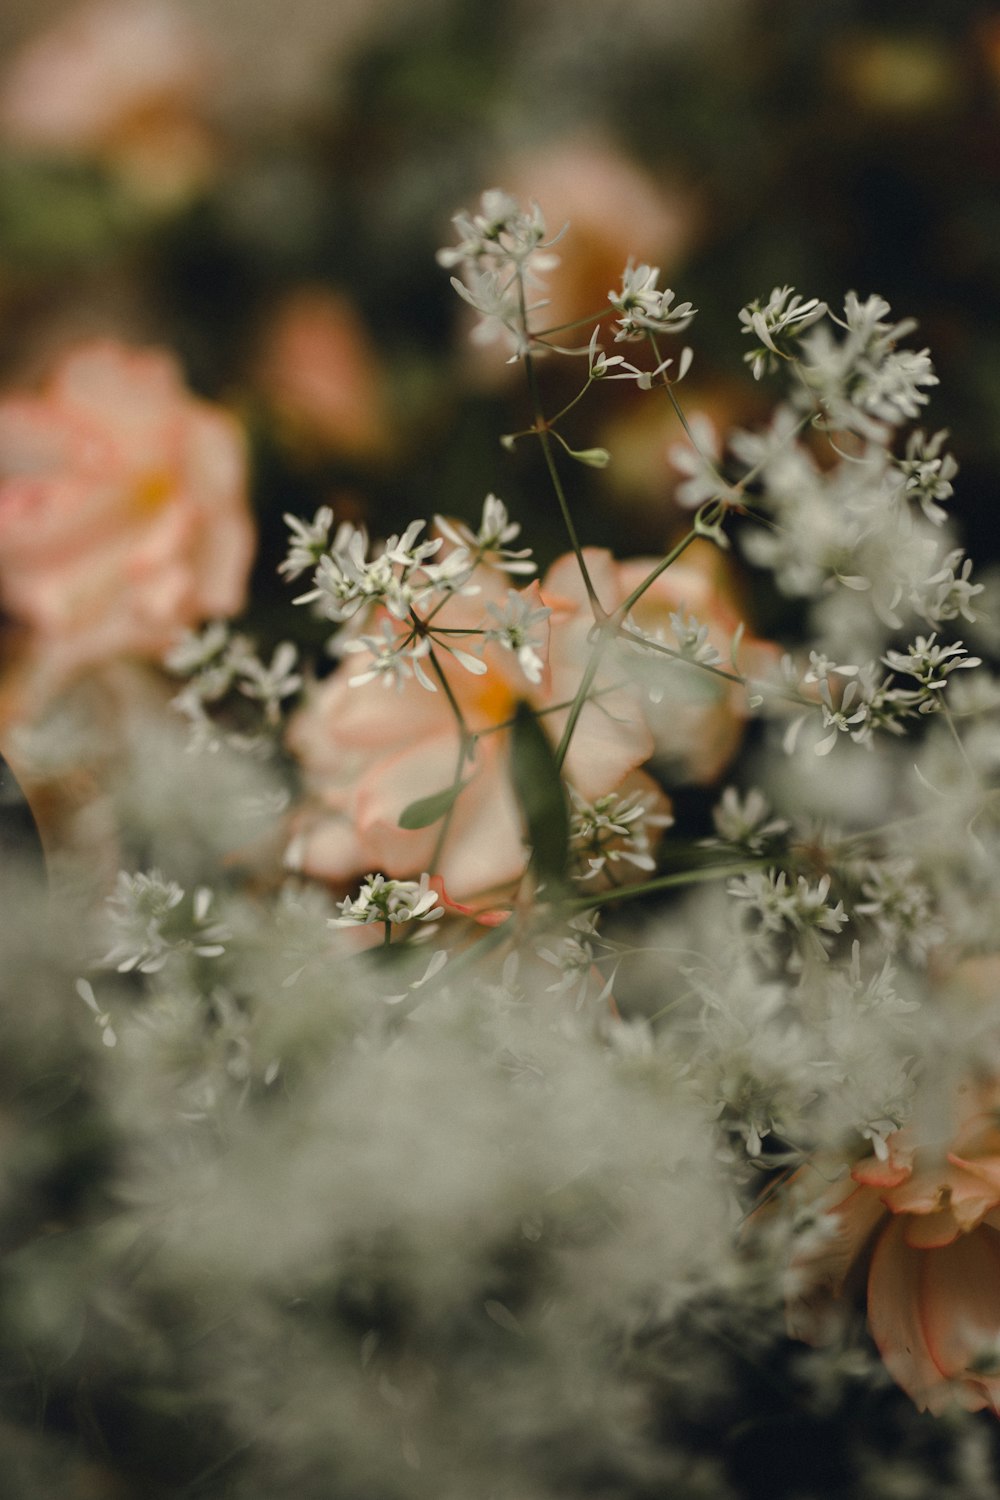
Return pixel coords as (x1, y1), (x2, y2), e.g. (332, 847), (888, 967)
(253, 288), (388, 459)
(544, 543), (776, 785)
(0, 340), (254, 695)
(0, 0), (215, 200)
(286, 540), (760, 901)
(786, 1079), (1000, 1415)
(504, 136), (700, 336)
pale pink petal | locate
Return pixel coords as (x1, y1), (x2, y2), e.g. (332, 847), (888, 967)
(867, 1216), (949, 1412)
(903, 1208), (962, 1250)
(919, 1225), (1000, 1413)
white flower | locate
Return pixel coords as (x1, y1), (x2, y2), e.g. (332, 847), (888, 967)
(609, 262), (696, 343)
(709, 787), (789, 853)
(330, 874), (443, 929)
(101, 871), (229, 974)
(279, 506), (336, 581)
(569, 786), (673, 882)
(894, 429), (957, 526)
(295, 520), (447, 625)
(437, 190), (556, 276)
(882, 634), (981, 692)
(739, 286), (826, 380)
(911, 548), (982, 628)
(483, 590), (551, 684)
(340, 621), (437, 693)
(236, 642), (302, 724)
(434, 493), (535, 575)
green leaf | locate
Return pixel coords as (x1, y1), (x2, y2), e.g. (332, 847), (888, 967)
(510, 701), (570, 885)
(398, 779), (469, 830)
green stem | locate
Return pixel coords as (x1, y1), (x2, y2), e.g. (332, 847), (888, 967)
(553, 632), (610, 771)
(565, 858), (768, 913)
(613, 526), (701, 620)
(615, 624), (744, 685)
(517, 273), (603, 619)
(532, 307), (614, 338)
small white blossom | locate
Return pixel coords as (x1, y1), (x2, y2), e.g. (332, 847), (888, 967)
(437, 190), (556, 276)
(236, 642), (302, 724)
(911, 549), (982, 628)
(856, 858), (943, 962)
(434, 493), (535, 575)
(728, 869), (848, 962)
(799, 292), (938, 438)
(609, 262), (695, 343)
(739, 286), (826, 380)
(340, 621), (436, 693)
(894, 429), (957, 525)
(279, 506), (336, 581)
(882, 634), (981, 695)
(483, 590), (551, 684)
(709, 787), (789, 853)
(295, 521), (441, 624)
(330, 874), (443, 929)
(101, 871), (229, 974)
(569, 786), (673, 882)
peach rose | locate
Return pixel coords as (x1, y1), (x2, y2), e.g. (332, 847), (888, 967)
(504, 136), (700, 335)
(252, 288), (388, 459)
(0, 340), (254, 698)
(0, 0), (215, 201)
(287, 540), (760, 900)
(544, 543), (776, 785)
(786, 1080), (1000, 1415)
(287, 558), (659, 901)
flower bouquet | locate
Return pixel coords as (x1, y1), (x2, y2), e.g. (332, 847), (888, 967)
(2, 69), (1000, 1496)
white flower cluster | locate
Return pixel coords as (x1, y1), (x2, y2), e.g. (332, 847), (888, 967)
(608, 261), (696, 343)
(168, 622), (302, 751)
(100, 869), (229, 974)
(739, 285), (827, 380)
(568, 785), (674, 882)
(330, 873), (444, 930)
(798, 291), (939, 439)
(437, 189), (561, 356)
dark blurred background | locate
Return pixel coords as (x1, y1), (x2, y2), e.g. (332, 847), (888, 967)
(2, 0), (998, 610)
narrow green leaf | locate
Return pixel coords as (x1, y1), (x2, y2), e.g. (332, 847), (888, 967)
(398, 780), (469, 831)
(510, 701), (570, 884)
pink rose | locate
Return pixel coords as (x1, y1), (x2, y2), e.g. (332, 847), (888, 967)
(0, 340), (254, 694)
(286, 540), (760, 901)
(504, 136), (700, 334)
(543, 543), (776, 786)
(0, 0), (215, 201)
(785, 1080), (1000, 1415)
(252, 288), (388, 459)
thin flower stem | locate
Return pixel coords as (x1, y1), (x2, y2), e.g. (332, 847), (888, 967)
(647, 331), (734, 496)
(613, 526), (701, 620)
(517, 273), (603, 619)
(474, 682), (625, 739)
(615, 624), (744, 685)
(533, 307), (614, 338)
(420, 631), (476, 872)
(565, 858), (768, 913)
(941, 700), (977, 779)
(553, 633), (610, 771)
(544, 376), (596, 430)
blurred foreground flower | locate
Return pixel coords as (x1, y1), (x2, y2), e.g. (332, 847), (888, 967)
(0, 340), (254, 706)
